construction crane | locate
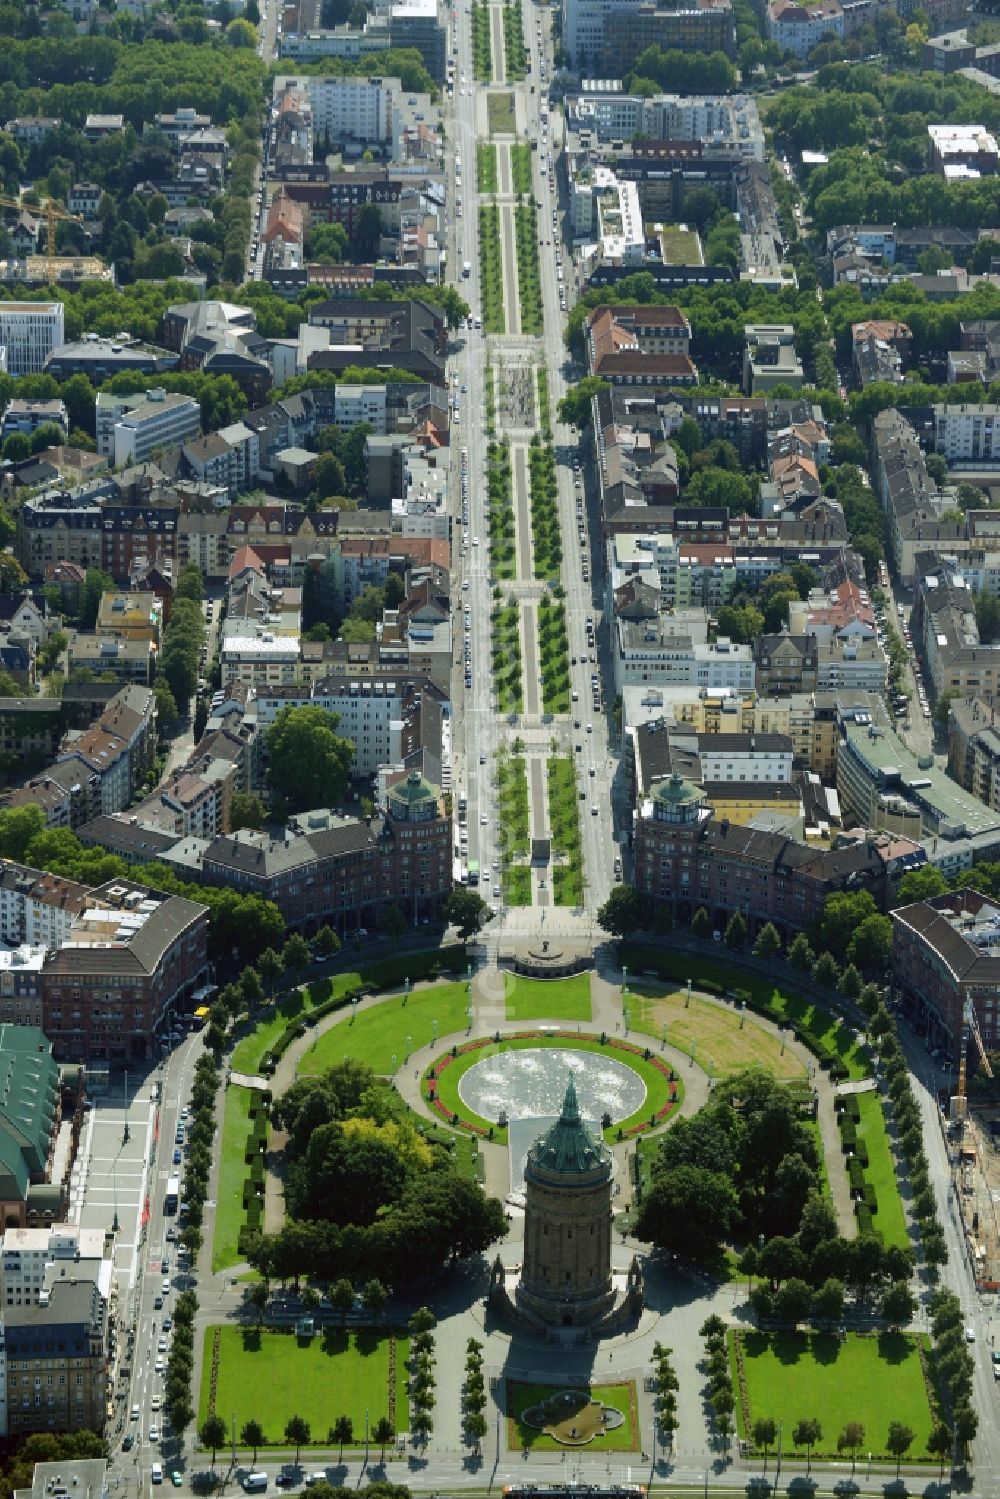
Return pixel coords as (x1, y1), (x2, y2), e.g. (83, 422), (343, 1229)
(0, 194), (84, 281)
(953, 995), (994, 1124)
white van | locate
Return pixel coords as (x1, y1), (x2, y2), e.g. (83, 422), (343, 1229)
(244, 1476), (268, 1493)
(151, 1466), (163, 1485)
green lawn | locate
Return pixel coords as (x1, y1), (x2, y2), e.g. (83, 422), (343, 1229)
(212, 1085), (254, 1272)
(199, 1325), (408, 1444)
(477, 141), (498, 194)
(299, 981), (471, 1076)
(507, 1381), (639, 1451)
(856, 1090), (909, 1248)
(504, 865), (532, 906)
(731, 1329), (937, 1459)
(487, 90), (516, 133)
(630, 982), (806, 1081)
(624, 946), (870, 1080)
(504, 972), (592, 1021)
(231, 989), (313, 1075)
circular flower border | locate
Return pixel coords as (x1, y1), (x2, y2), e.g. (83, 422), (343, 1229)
(419, 1030), (682, 1143)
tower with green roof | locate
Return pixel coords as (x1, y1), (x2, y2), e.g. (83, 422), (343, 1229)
(516, 1076), (615, 1328)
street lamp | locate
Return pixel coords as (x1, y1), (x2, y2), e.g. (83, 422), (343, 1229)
(661, 1022), (667, 1050)
(122, 1069), (129, 1144)
(623, 1006), (630, 1036)
(432, 1019), (438, 1045)
(391, 1054), (397, 1076)
(685, 978), (692, 1007)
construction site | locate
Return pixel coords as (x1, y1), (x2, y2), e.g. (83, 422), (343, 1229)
(949, 998), (1000, 1292)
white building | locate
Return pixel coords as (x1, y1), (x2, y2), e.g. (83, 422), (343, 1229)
(0, 304), (64, 377)
(393, 451), (449, 539)
(672, 728), (793, 782)
(614, 618), (755, 692)
(220, 631), (301, 688)
(767, 0), (844, 57)
(95, 388), (202, 467)
(332, 383), (388, 431)
(570, 91), (764, 161)
(932, 403), (1000, 464)
(303, 75), (400, 146)
(0, 1225), (110, 1308)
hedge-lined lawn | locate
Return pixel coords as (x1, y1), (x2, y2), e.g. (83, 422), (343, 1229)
(501, 0), (525, 80)
(504, 865), (533, 906)
(536, 365), (551, 438)
(424, 1032), (682, 1143)
(492, 601), (524, 712)
(199, 1325), (409, 1442)
(856, 1090), (909, 1248)
(514, 202), (543, 333)
(504, 972), (592, 1021)
(547, 756), (583, 906)
(477, 141), (498, 193)
(479, 203), (505, 333)
(487, 440), (516, 579)
(497, 753), (530, 856)
(629, 983), (806, 1081)
(623, 946), (870, 1080)
(213, 1085), (255, 1271)
(528, 441), (561, 581)
(299, 982), (470, 1076)
(537, 595), (570, 713)
(507, 1380), (639, 1451)
(731, 1330), (936, 1459)
(510, 141), (532, 193)
(471, 0), (492, 79)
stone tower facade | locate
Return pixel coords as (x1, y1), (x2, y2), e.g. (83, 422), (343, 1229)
(516, 1077), (615, 1328)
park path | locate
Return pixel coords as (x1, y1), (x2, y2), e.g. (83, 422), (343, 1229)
(226, 956), (856, 1286)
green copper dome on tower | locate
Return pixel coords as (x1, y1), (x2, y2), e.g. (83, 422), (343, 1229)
(526, 1076), (611, 1176)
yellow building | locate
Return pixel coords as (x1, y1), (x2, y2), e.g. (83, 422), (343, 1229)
(700, 780), (803, 826)
(95, 591), (162, 646)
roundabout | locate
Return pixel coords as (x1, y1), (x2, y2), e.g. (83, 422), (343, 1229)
(421, 1030), (682, 1144)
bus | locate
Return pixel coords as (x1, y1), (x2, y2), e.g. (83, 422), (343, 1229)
(164, 1177), (180, 1214)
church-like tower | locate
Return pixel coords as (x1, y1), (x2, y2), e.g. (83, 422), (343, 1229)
(516, 1077), (615, 1328)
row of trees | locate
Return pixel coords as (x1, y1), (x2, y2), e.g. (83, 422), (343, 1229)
(700, 1317), (734, 1446)
(598, 884), (894, 978)
(461, 1338), (488, 1452)
(408, 1307), (437, 1446)
(198, 1411), (396, 1467)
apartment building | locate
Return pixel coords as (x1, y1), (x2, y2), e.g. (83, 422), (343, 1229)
(767, 0), (843, 55)
(40, 878), (209, 1061)
(0, 305), (65, 377)
(0, 401), (68, 442)
(5, 1278), (108, 1434)
(931, 403), (1000, 463)
(167, 770), (452, 929)
(632, 771), (887, 935)
(95, 389), (201, 469)
(614, 617), (754, 692)
(743, 324), (804, 395)
(297, 74), (400, 146)
(892, 888), (1000, 1055)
